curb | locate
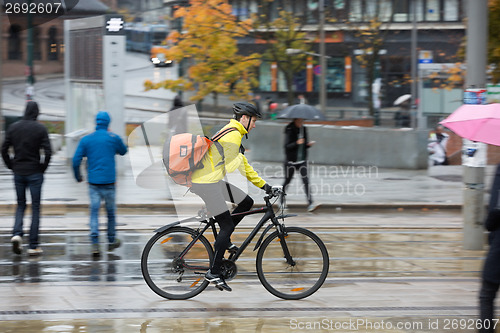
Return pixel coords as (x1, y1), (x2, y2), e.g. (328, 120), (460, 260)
(0, 202), (463, 215)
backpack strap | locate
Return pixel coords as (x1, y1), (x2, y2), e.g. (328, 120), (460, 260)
(210, 127), (238, 169)
(211, 127), (238, 142)
(211, 127), (239, 203)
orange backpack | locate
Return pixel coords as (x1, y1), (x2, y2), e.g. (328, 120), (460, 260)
(163, 127), (237, 187)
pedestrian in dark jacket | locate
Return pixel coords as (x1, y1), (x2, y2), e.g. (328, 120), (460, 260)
(168, 94), (187, 135)
(72, 111), (127, 258)
(480, 163), (500, 332)
(282, 118), (317, 212)
(1, 101), (52, 256)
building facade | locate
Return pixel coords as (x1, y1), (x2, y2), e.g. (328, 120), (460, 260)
(1, 0), (109, 78)
(163, 0), (466, 108)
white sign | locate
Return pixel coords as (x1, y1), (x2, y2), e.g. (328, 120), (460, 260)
(487, 83), (500, 103)
(462, 140), (487, 168)
(106, 18), (124, 32)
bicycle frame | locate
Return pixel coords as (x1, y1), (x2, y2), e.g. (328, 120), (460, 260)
(164, 192), (295, 270)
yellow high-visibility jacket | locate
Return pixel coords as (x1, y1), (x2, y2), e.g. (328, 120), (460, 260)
(191, 119), (266, 188)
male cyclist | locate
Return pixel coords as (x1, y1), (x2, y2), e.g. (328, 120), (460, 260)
(190, 101), (272, 291)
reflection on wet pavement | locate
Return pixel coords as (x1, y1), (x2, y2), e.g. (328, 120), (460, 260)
(0, 316), (482, 333)
(0, 229), (486, 283)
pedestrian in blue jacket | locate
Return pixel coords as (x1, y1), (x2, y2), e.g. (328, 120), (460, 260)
(72, 111), (127, 258)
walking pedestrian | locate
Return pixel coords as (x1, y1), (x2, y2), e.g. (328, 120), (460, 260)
(1, 101), (52, 255)
(479, 163), (500, 332)
(282, 118), (317, 212)
(168, 94), (187, 135)
(428, 125), (449, 166)
(72, 111), (128, 258)
(297, 94), (307, 105)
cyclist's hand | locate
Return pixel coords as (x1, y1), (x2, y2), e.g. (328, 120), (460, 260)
(261, 183), (272, 194)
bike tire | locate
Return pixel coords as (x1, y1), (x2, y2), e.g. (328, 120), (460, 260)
(256, 226), (329, 300)
(141, 226), (213, 300)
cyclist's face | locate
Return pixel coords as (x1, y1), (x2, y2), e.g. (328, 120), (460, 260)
(241, 115), (257, 133)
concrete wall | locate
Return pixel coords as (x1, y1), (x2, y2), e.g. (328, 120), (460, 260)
(245, 122), (429, 169)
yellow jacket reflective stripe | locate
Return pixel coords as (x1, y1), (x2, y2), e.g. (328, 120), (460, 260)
(191, 119), (266, 188)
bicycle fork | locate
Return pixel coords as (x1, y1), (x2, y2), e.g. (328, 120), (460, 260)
(274, 222), (296, 267)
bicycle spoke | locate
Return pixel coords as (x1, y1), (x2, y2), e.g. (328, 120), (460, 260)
(257, 227), (329, 300)
(141, 227), (213, 300)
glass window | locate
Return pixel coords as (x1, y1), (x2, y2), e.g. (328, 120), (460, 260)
(277, 67), (287, 91)
(8, 25), (22, 60)
(248, 0), (258, 15)
(293, 69), (307, 92)
(379, 0), (392, 22)
(426, 0), (440, 21)
(444, 0), (459, 21)
(365, 0), (377, 19)
(416, 0), (424, 21)
(48, 26), (58, 61)
(349, 0), (362, 22)
(232, 0), (250, 19)
(331, 0), (348, 21)
(326, 57), (345, 93)
(334, 0), (345, 9)
(409, 0), (425, 21)
(306, 0), (319, 24)
(259, 62), (272, 92)
(393, 0), (409, 22)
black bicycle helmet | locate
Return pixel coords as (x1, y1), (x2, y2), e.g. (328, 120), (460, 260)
(233, 101), (262, 119)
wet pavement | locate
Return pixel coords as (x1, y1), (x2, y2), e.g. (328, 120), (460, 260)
(0, 147), (496, 331)
(1, 145), (494, 211)
(0, 210), (489, 332)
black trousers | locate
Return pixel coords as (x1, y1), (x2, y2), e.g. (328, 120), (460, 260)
(479, 279), (500, 333)
(283, 161), (312, 205)
(190, 181), (253, 275)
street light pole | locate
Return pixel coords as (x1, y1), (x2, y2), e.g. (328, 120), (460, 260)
(462, 0), (488, 250)
(319, 0), (326, 114)
(411, 0), (419, 129)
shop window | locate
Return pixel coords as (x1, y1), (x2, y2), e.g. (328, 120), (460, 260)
(259, 62), (272, 92)
(325, 57), (345, 93)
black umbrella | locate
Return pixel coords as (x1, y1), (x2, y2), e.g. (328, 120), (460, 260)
(276, 104), (326, 120)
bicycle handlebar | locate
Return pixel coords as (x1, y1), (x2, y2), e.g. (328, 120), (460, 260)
(267, 185), (284, 199)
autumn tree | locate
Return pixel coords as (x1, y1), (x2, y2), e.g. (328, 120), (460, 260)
(144, 0), (261, 108)
(253, 7), (313, 105)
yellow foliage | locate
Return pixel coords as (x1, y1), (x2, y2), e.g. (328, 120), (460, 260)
(144, 0), (260, 101)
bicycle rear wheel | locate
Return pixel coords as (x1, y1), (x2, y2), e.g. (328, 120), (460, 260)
(256, 226), (329, 300)
(141, 226), (213, 300)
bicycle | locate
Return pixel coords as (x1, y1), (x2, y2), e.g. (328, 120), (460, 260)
(141, 186), (329, 300)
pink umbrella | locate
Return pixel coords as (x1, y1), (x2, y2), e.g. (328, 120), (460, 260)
(440, 103), (500, 146)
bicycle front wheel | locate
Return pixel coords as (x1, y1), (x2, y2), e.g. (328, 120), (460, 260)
(141, 226), (213, 300)
(256, 226), (329, 300)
